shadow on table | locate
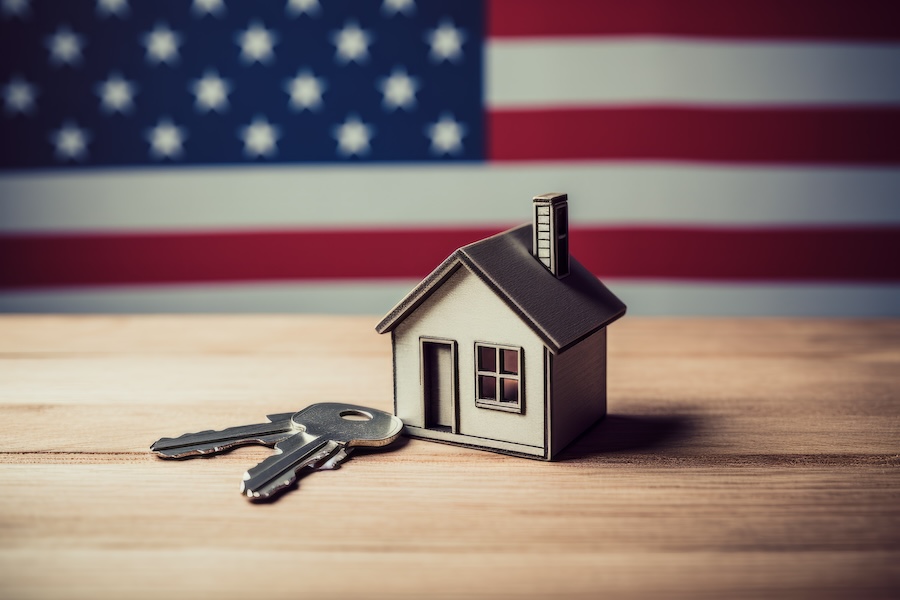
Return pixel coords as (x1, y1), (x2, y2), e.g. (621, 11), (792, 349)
(556, 413), (699, 461)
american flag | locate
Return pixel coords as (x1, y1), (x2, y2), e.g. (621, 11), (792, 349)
(1, 0), (899, 315)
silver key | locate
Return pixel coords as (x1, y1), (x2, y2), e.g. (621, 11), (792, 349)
(150, 412), (298, 458)
(316, 447), (353, 470)
(240, 403), (403, 501)
(150, 402), (403, 501)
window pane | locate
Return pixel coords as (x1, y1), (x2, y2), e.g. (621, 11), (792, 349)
(478, 346), (496, 372)
(501, 379), (519, 404)
(479, 375), (497, 400)
(500, 349), (518, 375)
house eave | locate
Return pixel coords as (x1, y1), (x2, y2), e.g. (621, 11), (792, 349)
(375, 248), (626, 353)
(375, 224), (628, 351)
(458, 252), (627, 353)
(375, 253), (463, 335)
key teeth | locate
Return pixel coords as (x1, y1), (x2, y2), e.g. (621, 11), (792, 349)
(149, 439), (232, 459)
(152, 443), (227, 459)
(240, 463), (302, 501)
(240, 472), (299, 502)
(315, 447), (353, 471)
(240, 443), (340, 501)
(151, 429), (296, 459)
(148, 429), (220, 455)
(150, 437), (191, 457)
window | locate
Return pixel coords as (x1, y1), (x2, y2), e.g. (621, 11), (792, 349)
(475, 343), (523, 413)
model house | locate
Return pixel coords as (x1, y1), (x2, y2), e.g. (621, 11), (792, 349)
(376, 193), (626, 459)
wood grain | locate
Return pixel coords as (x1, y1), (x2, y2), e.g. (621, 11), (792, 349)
(0, 316), (898, 599)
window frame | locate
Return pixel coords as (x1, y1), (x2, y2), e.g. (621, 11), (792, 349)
(474, 342), (524, 414)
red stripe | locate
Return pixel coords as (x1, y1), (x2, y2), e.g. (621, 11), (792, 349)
(574, 227), (900, 281)
(1, 227), (898, 288)
(0, 229), (496, 289)
(488, 0), (900, 40)
(488, 107), (900, 164)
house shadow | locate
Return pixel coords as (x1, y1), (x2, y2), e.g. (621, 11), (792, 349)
(554, 413), (699, 461)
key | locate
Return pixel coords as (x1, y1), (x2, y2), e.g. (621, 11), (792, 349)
(240, 402), (403, 501)
(150, 412), (298, 458)
(315, 447), (353, 470)
(150, 402), (403, 501)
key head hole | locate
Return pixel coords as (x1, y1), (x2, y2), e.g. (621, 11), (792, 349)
(340, 409), (373, 422)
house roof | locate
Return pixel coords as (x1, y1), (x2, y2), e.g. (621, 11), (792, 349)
(375, 224), (626, 353)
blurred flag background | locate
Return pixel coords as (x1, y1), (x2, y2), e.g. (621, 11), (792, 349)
(1, 0), (898, 315)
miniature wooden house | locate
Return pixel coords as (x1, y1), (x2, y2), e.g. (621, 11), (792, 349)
(376, 193), (626, 459)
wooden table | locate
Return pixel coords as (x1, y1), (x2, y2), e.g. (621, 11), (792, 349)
(1, 316), (898, 599)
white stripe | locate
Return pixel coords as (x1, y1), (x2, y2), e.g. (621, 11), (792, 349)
(611, 282), (900, 317)
(487, 40), (900, 107)
(2, 165), (899, 232)
(0, 282), (898, 317)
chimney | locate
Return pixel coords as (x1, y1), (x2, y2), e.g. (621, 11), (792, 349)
(532, 192), (569, 278)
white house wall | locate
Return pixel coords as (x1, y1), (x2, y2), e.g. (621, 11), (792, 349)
(393, 265), (547, 452)
(550, 327), (607, 458)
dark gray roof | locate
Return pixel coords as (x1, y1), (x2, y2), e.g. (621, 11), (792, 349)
(376, 224), (626, 353)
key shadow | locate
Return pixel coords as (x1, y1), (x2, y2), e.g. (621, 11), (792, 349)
(554, 413), (699, 461)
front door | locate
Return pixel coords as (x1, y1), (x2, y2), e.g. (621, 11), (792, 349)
(421, 339), (457, 432)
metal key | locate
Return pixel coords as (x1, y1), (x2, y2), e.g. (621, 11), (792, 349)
(150, 402), (403, 501)
(240, 403), (402, 501)
(150, 412), (298, 458)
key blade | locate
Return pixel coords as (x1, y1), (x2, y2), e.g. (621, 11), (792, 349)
(151, 413), (297, 459)
(314, 447), (354, 470)
(240, 434), (341, 501)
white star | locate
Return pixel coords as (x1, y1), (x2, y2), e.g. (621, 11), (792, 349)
(333, 114), (373, 157)
(146, 118), (186, 160)
(96, 0), (128, 18)
(286, 0), (320, 17)
(192, 0), (225, 17)
(191, 70), (231, 113)
(46, 26), (85, 67)
(331, 21), (372, 64)
(236, 21), (277, 65)
(382, 0), (414, 16)
(426, 113), (466, 155)
(3, 77), (37, 115)
(1, 0), (29, 18)
(426, 19), (465, 63)
(239, 116), (280, 158)
(95, 73), (136, 114)
(378, 67), (419, 111)
(143, 23), (181, 65)
(284, 69), (325, 111)
(50, 122), (90, 161)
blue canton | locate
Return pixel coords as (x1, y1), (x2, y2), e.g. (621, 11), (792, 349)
(0, 0), (484, 169)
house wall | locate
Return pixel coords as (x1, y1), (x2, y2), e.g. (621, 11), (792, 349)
(549, 327), (607, 458)
(393, 266), (547, 452)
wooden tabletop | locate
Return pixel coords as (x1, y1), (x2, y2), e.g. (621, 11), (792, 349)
(1, 316), (898, 599)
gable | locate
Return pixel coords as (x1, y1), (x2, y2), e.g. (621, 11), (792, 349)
(393, 265), (544, 350)
(377, 224), (626, 353)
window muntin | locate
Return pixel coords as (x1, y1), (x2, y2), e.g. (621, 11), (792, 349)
(475, 343), (523, 413)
